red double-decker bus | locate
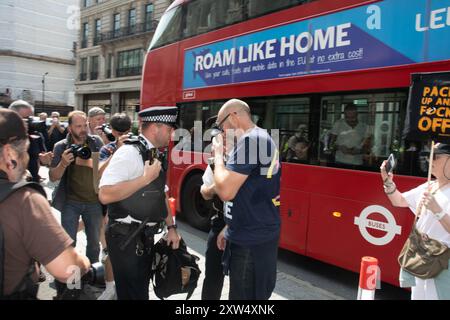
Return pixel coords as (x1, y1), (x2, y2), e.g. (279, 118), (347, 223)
(141, 0), (450, 286)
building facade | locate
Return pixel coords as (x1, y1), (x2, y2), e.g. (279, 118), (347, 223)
(75, 0), (172, 122)
(0, 0), (78, 114)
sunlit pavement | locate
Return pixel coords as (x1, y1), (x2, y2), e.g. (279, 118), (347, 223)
(37, 167), (344, 300)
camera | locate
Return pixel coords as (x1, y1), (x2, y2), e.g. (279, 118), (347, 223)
(67, 144), (91, 160)
(82, 262), (105, 287)
(26, 116), (47, 135)
(101, 124), (115, 142)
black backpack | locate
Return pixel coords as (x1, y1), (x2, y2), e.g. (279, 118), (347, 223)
(151, 237), (201, 300)
(0, 179), (45, 299)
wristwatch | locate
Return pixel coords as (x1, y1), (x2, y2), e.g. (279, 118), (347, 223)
(167, 224), (178, 230)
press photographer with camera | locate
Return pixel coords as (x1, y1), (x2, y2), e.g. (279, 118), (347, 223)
(8, 100), (52, 183)
(98, 113), (132, 176)
(0, 109), (90, 300)
(47, 111), (67, 151)
(49, 111), (104, 298)
(87, 107), (109, 145)
(98, 107), (180, 300)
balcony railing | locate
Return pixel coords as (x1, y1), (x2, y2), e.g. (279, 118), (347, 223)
(79, 73), (87, 81)
(80, 39), (88, 49)
(116, 66), (142, 77)
(100, 21), (158, 43)
(90, 72), (98, 80)
(93, 36), (102, 46)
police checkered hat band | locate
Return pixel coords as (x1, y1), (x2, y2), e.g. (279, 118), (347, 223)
(138, 106), (178, 126)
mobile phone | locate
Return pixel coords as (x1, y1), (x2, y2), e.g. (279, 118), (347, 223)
(385, 153), (396, 174)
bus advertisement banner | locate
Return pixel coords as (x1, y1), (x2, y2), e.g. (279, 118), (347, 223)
(405, 72), (450, 143)
(183, 0), (450, 90)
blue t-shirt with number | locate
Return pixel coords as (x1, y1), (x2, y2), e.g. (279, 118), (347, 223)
(224, 126), (281, 246)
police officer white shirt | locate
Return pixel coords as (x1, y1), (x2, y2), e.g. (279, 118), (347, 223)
(99, 134), (168, 223)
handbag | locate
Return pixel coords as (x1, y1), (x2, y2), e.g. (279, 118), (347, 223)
(398, 186), (450, 279)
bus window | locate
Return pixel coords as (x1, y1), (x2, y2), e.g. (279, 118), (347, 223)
(177, 101), (225, 152)
(273, 99), (311, 164)
(319, 92), (417, 174)
(247, 0), (312, 18)
(149, 6), (183, 50)
(184, 0), (246, 38)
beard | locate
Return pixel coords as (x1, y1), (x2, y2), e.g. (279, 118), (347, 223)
(71, 131), (87, 142)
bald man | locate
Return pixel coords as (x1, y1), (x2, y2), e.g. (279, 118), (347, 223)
(212, 99), (281, 300)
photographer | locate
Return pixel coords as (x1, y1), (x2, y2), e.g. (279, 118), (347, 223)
(0, 109), (90, 300)
(47, 111), (67, 151)
(8, 100), (52, 182)
(99, 107), (180, 300)
(49, 111), (104, 275)
(87, 107), (109, 145)
(98, 113), (132, 176)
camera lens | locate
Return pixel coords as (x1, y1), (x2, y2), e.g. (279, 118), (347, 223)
(77, 146), (92, 160)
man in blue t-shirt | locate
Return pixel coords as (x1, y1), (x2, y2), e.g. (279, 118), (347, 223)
(212, 99), (281, 300)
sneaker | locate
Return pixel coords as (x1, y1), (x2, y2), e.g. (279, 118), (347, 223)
(97, 286), (117, 300)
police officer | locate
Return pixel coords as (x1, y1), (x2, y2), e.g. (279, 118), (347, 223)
(98, 107), (180, 300)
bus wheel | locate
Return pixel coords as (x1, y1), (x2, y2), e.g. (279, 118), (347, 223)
(181, 174), (211, 231)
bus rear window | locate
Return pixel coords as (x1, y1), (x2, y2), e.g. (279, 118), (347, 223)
(149, 6), (182, 50)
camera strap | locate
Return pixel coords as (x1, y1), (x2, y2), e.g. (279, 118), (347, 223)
(91, 152), (100, 194)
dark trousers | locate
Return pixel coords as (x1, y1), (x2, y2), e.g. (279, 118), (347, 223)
(106, 222), (155, 300)
(228, 237), (279, 300)
(201, 223), (225, 300)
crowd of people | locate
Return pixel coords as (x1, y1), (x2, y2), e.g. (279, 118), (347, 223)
(1, 96), (449, 301)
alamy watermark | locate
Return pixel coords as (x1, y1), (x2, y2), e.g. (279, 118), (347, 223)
(170, 121), (280, 175)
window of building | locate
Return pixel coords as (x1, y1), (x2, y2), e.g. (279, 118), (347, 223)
(94, 19), (102, 45)
(113, 13), (121, 37)
(90, 56), (99, 80)
(145, 3), (154, 31)
(117, 49), (142, 77)
(128, 8), (137, 32)
(82, 22), (89, 48)
(80, 58), (88, 81)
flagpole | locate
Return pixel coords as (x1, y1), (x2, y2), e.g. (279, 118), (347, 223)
(427, 140), (435, 186)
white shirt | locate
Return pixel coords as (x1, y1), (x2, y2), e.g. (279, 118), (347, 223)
(330, 119), (371, 165)
(99, 134), (168, 224)
(402, 182), (450, 247)
(202, 165), (214, 187)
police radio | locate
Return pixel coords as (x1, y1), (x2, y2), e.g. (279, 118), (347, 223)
(125, 135), (168, 171)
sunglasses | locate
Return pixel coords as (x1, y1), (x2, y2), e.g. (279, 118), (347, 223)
(213, 112), (238, 132)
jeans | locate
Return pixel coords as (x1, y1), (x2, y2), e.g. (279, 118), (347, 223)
(228, 237), (279, 300)
(61, 200), (103, 263)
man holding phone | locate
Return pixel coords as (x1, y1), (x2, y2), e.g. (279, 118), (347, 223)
(48, 112), (67, 151)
